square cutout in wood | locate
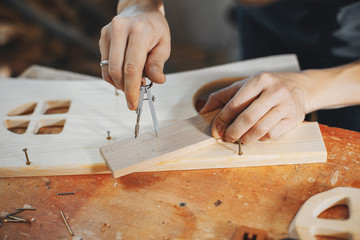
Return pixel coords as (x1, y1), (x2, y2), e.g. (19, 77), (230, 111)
(4, 119), (30, 134)
(33, 119), (66, 135)
(42, 100), (71, 114)
(7, 102), (37, 116)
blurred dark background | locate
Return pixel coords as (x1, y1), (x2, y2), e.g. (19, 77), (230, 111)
(0, 0), (239, 78)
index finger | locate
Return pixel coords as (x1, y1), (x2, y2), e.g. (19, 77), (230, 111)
(199, 81), (244, 114)
(108, 19), (129, 90)
(123, 30), (149, 110)
(211, 79), (262, 140)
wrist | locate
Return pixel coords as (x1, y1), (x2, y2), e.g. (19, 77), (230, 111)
(302, 61), (360, 113)
(300, 69), (330, 113)
(117, 0), (164, 16)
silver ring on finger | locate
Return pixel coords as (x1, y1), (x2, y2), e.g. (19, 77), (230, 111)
(100, 60), (109, 67)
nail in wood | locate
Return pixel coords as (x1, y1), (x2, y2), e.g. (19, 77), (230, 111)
(237, 139), (243, 155)
(23, 148), (31, 165)
(106, 131), (112, 140)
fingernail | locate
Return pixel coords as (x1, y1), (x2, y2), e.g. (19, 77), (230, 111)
(151, 64), (162, 74)
(224, 134), (237, 142)
(223, 135), (233, 142)
(198, 100), (208, 114)
(127, 102), (134, 110)
(213, 123), (226, 139)
(217, 123), (226, 134)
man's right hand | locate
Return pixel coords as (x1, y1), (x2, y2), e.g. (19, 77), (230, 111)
(99, 0), (171, 110)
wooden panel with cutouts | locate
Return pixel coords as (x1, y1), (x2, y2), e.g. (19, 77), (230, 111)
(4, 100), (70, 135)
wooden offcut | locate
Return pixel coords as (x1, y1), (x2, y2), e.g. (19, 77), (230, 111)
(100, 111), (218, 178)
(289, 187), (360, 240)
(101, 110), (327, 178)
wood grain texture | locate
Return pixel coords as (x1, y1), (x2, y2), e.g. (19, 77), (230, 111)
(18, 64), (99, 80)
(101, 114), (327, 178)
(100, 111), (218, 178)
(289, 187), (360, 240)
(1, 125), (359, 240)
(145, 122), (327, 172)
(0, 54), (300, 177)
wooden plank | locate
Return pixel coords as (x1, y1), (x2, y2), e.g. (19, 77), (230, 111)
(101, 111), (327, 178)
(144, 122), (327, 172)
(100, 111), (218, 178)
(0, 54), (301, 177)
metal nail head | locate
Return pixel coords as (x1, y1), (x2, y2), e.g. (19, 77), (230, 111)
(106, 131), (112, 140)
(237, 139), (243, 155)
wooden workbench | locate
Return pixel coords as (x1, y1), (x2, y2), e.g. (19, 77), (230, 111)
(1, 66), (359, 240)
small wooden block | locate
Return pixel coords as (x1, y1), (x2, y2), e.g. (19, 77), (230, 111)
(100, 111), (217, 178)
(100, 111), (327, 178)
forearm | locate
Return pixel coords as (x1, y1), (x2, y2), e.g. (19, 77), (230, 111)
(303, 60), (360, 113)
(117, 0), (164, 15)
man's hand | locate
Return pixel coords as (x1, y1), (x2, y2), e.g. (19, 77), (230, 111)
(99, 0), (170, 110)
(200, 72), (311, 145)
(200, 60), (360, 145)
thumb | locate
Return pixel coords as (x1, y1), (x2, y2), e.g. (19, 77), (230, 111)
(199, 82), (243, 114)
(145, 40), (170, 84)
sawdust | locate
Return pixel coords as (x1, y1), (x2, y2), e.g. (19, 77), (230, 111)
(0, 212), (8, 217)
(101, 223), (111, 232)
(116, 232), (123, 240)
(308, 178), (315, 183)
(331, 170), (340, 186)
(23, 204), (33, 208)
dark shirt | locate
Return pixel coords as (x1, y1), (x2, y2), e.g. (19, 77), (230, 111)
(236, 1), (360, 131)
(237, 0), (360, 69)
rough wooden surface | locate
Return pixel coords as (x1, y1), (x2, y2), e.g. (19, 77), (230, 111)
(1, 124), (359, 240)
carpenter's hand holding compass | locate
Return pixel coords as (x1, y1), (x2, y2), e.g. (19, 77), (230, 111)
(100, 60), (159, 139)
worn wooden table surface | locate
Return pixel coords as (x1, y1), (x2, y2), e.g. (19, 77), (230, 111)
(1, 66), (359, 240)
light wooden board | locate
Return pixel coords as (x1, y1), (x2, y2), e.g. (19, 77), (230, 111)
(101, 112), (326, 178)
(0, 54), (302, 177)
(145, 122), (327, 172)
